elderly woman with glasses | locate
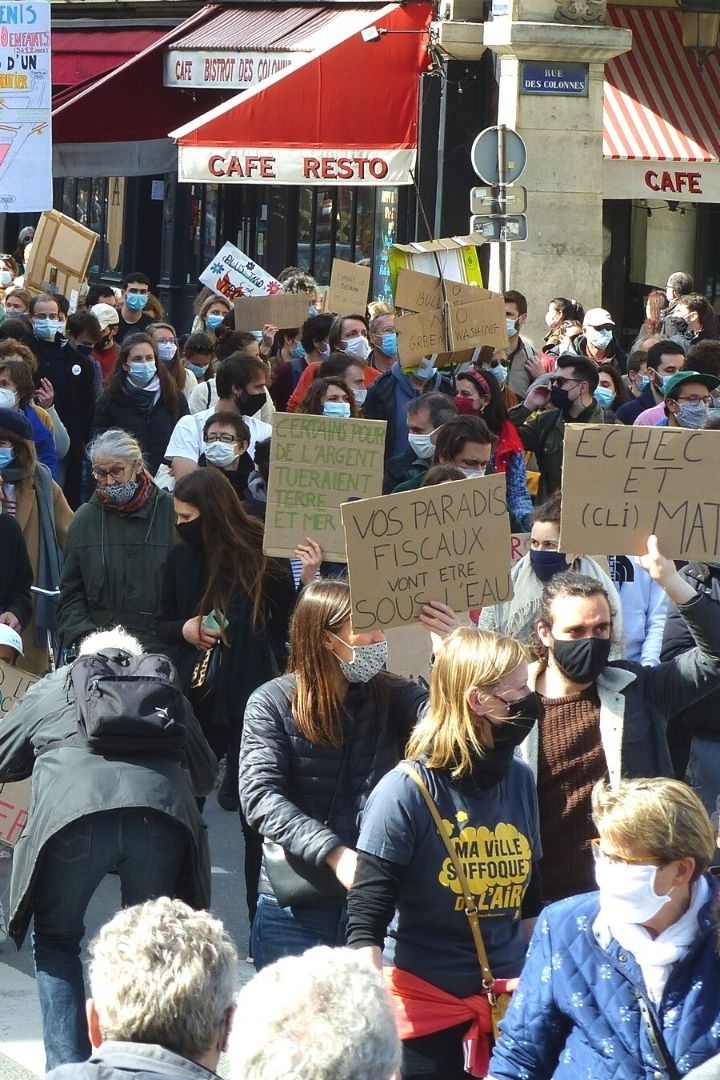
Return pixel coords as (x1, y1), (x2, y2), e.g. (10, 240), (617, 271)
(489, 776), (720, 1080)
(57, 428), (176, 654)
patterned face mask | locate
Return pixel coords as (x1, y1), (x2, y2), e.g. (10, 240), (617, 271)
(328, 632), (387, 683)
(98, 479), (139, 505)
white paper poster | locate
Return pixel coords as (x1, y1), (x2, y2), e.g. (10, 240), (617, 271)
(199, 241), (282, 301)
(0, 1), (52, 213)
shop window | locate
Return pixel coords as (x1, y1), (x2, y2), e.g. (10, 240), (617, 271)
(373, 188), (398, 303)
(54, 177), (126, 279)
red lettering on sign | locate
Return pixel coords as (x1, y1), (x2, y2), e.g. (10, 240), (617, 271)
(208, 155), (225, 178)
(304, 157), (320, 179)
(644, 168), (703, 196)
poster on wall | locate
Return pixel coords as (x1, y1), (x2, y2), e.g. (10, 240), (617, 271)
(0, 0), (52, 213)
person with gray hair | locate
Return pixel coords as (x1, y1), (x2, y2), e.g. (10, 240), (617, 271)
(228, 946), (401, 1080)
(662, 271), (719, 344)
(45, 899), (237, 1080)
(57, 428), (176, 653)
(0, 625), (217, 1070)
(382, 391), (458, 493)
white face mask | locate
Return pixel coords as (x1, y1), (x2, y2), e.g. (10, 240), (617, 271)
(343, 336), (371, 362)
(408, 431), (435, 461)
(0, 387), (17, 409)
(595, 854), (673, 925)
(353, 386), (367, 407)
(461, 467), (487, 480)
(0, 270), (13, 288)
(203, 441), (239, 469)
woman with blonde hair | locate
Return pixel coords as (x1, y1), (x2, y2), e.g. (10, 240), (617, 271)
(491, 776), (720, 1079)
(240, 579), (427, 971)
(347, 628), (542, 1080)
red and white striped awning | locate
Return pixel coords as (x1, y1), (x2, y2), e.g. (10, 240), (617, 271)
(603, 7), (720, 201)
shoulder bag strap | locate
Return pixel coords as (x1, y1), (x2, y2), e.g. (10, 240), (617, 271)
(398, 762), (495, 991)
(633, 988), (681, 1080)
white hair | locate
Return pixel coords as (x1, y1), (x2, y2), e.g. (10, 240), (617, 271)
(89, 898), (237, 1060)
(77, 626), (144, 658)
(229, 947), (400, 1080)
(86, 428), (145, 466)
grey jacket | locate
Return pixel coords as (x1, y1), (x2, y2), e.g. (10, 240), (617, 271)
(45, 1041), (220, 1080)
(0, 665), (218, 945)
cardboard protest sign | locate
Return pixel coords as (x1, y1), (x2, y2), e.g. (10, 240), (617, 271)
(395, 268), (491, 312)
(0, 779), (30, 847)
(341, 475), (513, 631)
(24, 210), (97, 299)
(264, 414), (387, 562)
(200, 241), (281, 301)
(234, 293), (309, 332)
(389, 236), (484, 296)
(325, 259), (371, 316)
(511, 533), (531, 563)
(0, 661), (38, 848)
(396, 294), (508, 365)
(385, 625), (433, 689)
(559, 425), (720, 560)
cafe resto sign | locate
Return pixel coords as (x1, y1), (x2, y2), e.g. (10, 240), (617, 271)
(177, 146), (417, 185)
(603, 158), (720, 203)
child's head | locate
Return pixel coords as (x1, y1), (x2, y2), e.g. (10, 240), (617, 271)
(0, 624), (23, 665)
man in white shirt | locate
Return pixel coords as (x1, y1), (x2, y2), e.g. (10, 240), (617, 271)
(166, 353), (272, 481)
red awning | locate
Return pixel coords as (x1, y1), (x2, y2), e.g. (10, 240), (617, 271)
(171, 1), (432, 186)
(604, 7), (720, 162)
(52, 28), (166, 87)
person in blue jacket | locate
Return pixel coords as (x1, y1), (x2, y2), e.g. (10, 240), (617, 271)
(489, 776), (720, 1080)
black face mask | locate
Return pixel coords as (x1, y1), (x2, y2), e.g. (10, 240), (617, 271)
(237, 390), (266, 416)
(552, 636), (611, 683)
(75, 342), (94, 357)
(529, 548), (568, 583)
(550, 385), (572, 412)
(475, 693), (540, 786)
(99, 334), (113, 350)
(176, 518), (203, 548)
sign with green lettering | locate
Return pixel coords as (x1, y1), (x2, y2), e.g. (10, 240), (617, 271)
(264, 413), (387, 562)
(560, 424), (720, 559)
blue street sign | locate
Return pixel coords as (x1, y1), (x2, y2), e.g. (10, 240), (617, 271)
(520, 62), (589, 97)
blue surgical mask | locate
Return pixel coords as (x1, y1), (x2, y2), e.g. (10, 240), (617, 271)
(594, 386), (615, 409)
(251, 331), (264, 345)
(206, 313), (225, 331)
(587, 327), (613, 350)
(0, 447), (14, 469)
(638, 374), (650, 390)
(317, 342), (331, 358)
(291, 342), (306, 361)
(323, 401), (351, 418)
(380, 332), (398, 358)
(487, 364), (507, 386)
(125, 293), (148, 312)
(128, 361), (156, 387)
(506, 318), (517, 336)
(32, 317), (60, 341)
(659, 374), (674, 392)
(308, 305), (318, 318)
(156, 341), (177, 363)
(188, 362), (209, 378)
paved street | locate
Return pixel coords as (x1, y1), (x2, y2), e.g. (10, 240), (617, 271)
(0, 798), (252, 1079)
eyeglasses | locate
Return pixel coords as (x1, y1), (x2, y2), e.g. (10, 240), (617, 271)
(590, 839), (662, 866)
(92, 465), (129, 481)
(206, 435), (237, 444)
(550, 376), (580, 389)
(676, 395), (713, 406)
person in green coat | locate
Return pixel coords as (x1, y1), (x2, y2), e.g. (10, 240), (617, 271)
(57, 428), (177, 653)
(508, 355), (610, 504)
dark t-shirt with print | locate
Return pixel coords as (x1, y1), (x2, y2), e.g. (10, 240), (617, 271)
(116, 312), (153, 344)
(357, 758), (541, 997)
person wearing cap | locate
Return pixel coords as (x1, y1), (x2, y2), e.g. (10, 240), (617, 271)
(656, 370), (720, 429)
(566, 307), (627, 372)
(91, 303), (120, 387)
(0, 407), (72, 672)
(0, 624), (24, 665)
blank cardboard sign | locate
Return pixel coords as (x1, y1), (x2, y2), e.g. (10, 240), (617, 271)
(234, 293), (310, 331)
(264, 413), (387, 562)
(341, 474), (513, 631)
(559, 424), (720, 559)
(325, 260), (371, 316)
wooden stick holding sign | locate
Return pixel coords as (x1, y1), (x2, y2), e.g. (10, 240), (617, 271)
(559, 424), (720, 560)
(0, 660), (39, 848)
(341, 474), (513, 631)
(325, 259), (372, 316)
(264, 413), (387, 562)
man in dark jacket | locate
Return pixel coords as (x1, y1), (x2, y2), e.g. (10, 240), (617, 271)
(519, 536), (720, 904)
(28, 292), (97, 508)
(0, 627), (218, 1070)
(364, 357), (453, 461)
(45, 898), (237, 1080)
(566, 306), (628, 373)
(615, 338), (685, 425)
(382, 391), (457, 493)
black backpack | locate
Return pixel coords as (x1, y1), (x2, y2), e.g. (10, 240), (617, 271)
(64, 649), (188, 760)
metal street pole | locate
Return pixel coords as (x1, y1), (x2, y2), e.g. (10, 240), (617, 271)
(497, 123), (507, 294)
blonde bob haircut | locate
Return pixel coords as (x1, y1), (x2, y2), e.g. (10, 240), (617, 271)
(592, 777), (716, 881)
(288, 579), (352, 747)
(407, 627), (527, 778)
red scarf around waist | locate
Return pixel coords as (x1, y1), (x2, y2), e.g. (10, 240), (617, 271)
(385, 966), (516, 1077)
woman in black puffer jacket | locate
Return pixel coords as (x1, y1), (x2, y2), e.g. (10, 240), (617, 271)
(239, 578), (427, 971)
